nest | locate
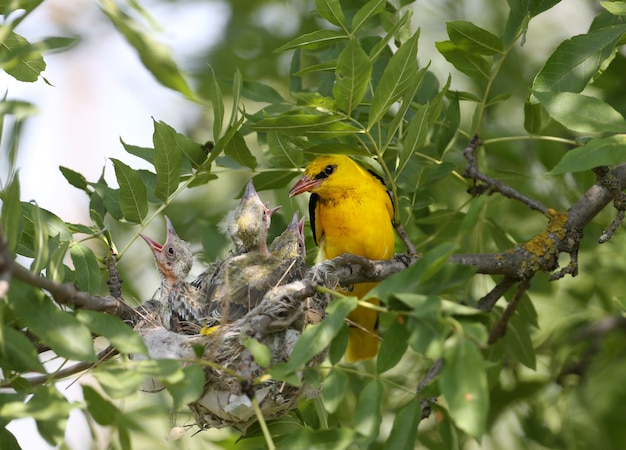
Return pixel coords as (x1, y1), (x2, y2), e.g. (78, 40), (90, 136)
(132, 279), (328, 432)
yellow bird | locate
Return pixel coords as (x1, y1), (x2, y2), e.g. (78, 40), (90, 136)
(289, 154), (395, 362)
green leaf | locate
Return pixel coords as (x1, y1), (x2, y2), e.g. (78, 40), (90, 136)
(243, 338), (271, 368)
(250, 114), (362, 139)
(166, 365), (204, 409)
(383, 398), (421, 450)
(549, 134), (626, 174)
(369, 30), (420, 128)
(532, 90), (626, 133)
(274, 30), (347, 52)
(304, 143), (372, 157)
(351, 0), (386, 33)
(76, 310), (148, 355)
(321, 369), (348, 414)
(224, 130), (257, 169)
(250, 170), (299, 191)
(9, 281), (97, 362)
(111, 158), (148, 223)
(440, 335), (489, 439)
(435, 40), (491, 79)
(152, 120), (182, 201)
(397, 103), (429, 178)
(377, 317), (410, 373)
(280, 428), (356, 450)
(69, 243), (100, 294)
(241, 80), (285, 103)
(333, 39), (372, 114)
(504, 313), (536, 370)
(271, 296), (357, 380)
(46, 238), (69, 284)
(523, 99), (550, 133)
(0, 31), (45, 82)
(207, 66), (223, 140)
(0, 175), (21, 254)
(0, 325), (46, 372)
(0, 427), (20, 450)
(59, 166), (88, 191)
(18, 203), (72, 258)
(100, 0), (194, 99)
(532, 24), (626, 93)
(354, 380), (383, 443)
(315, 0), (346, 29)
(83, 385), (118, 425)
(0, 99), (38, 119)
(446, 21), (503, 55)
(602, 1), (626, 15)
(92, 366), (146, 398)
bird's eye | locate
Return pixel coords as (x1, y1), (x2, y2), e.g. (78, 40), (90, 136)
(167, 246), (175, 256)
(324, 165), (335, 176)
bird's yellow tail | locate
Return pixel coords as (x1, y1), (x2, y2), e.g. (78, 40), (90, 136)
(345, 283), (380, 363)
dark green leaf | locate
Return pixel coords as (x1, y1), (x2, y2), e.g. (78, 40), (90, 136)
(333, 39), (372, 113)
(523, 99), (550, 133)
(446, 21), (503, 55)
(549, 135), (626, 174)
(304, 143), (372, 157)
(0, 325), (46, 372)
(250, 114), (361, 139)
(274, 30), (347, 52)
(76, 310), (148, 355)
(436, 40), (491, 79)
(351, 0), (386, 32)
(504, 313), (537, 370)
(0, 428), (20, 450)
(241, 80), (285, 103)
(315, 0), (346, 28)
(152, 119), (183, 200)
(383, 398), (421, 450)
(59, 166), (88, 191)
(369, 30), (420, 127)
(532, 24), (626, 93)
(111, 158), (148, 223)
(224, 130), (257, 169)
(280, 428), (356, 450)
(69, 243), (100, 294)
(208, 66), (224, 139)
(1, 175), (21, 254)
(533, 90), (626, 133)
(46, 238), (69, 284)
(83, 385), (118, 425)
(397, 103), (429, 178)
(377, 317), (410, 373)
(440, 335), (489, 438)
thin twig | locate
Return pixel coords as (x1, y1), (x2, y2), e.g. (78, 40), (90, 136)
(487, 279), (530, 345)
(462, 135), (549, 214)
(477, 276), (518, 312)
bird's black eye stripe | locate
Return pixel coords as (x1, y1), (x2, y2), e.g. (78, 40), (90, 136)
(315, 164), (337, 179)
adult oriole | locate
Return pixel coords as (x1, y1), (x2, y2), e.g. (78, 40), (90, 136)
(289, 154), (395, 362)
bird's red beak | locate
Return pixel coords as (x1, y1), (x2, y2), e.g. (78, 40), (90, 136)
(289, 175), (321, 197)
(139, 233), (163, 253)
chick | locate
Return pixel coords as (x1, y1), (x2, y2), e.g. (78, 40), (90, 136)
(219, 180), (280, 256)
(203, 212), (308, 324)
(140, 216), (204, 331)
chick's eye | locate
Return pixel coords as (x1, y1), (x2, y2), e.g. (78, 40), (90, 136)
(167, 246), (175, 256)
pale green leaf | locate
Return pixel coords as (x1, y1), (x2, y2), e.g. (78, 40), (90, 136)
(533, 90), (626, 133)
(315, 0), (346, 28)
(440, 335), (489, 438)
(76, 310), (148, 355)
(274, 29), (347, 52)
(601, 1), (626, 15)
(549, 134), (626, 174)
(351, 0), (386, 32)
(0, 31), (45, 82)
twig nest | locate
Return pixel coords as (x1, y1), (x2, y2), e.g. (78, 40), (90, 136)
(134, 279), (326, 432)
